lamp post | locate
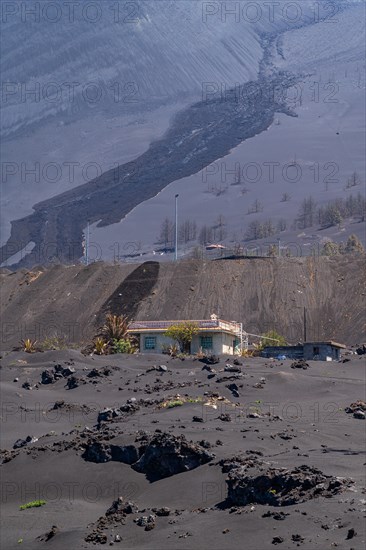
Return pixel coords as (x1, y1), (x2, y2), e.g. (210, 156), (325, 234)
(86, 220), (90, 266)
(174, 194), (179, 261)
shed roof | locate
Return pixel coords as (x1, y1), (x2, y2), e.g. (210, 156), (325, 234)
(304, 341), (347, 349)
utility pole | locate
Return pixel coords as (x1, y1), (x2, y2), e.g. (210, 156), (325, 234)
(278, 237), (281, 257)
(174, 194), (179, 261)
(85, 220), (90, 266)
(303, 307), (307, 342)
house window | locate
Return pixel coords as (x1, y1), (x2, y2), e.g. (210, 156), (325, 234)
(200, 336), (213, 350)
(144, 336), (157, 350)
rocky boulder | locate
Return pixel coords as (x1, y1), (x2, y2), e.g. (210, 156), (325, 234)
(227, 464), (351, 507)
(132, 431), (214, 480)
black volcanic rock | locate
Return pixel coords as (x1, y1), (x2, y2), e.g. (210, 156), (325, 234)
(110, 444), (139, 465)
(13, 435), (35, 449)
(82, 441), (112, 463)
(97, 408), (122, 423)
(200, 355), (220, 365)
(106, 496), (138, 517)
(132, 432), (214, 480)
(41, 369), (55, 384)
(227, 464), (351, 507)
(82, 441), (139, 465)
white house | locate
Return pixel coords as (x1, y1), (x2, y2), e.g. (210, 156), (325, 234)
(128, 317), (245, 355)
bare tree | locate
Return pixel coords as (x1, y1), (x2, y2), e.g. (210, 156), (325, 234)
(178, 219), (197, 244)
(346, 172), (361, 189)
(213, 214), (227, 241)
(297, 196), (317, 229)
(281, 192), (291, 202)
(245, 220), (264, 240)
(248, 198), (263, 214)
(157, 218), (174, 249)
(277, 218), (287, 232)
(199, 225), (214, 246)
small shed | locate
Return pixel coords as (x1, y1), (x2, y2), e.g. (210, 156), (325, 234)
(303, 341), (346, 361)
(262, 341), (347, 361)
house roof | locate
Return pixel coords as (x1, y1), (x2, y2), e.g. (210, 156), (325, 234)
(206, 244), (226, 250)
(304, 341), (347, 349)
(128, 319), (242, 335)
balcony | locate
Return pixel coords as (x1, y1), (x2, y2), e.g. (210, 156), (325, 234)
(129, 319), (242, 335)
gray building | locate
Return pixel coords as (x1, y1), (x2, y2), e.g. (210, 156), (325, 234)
(303, 341), (346, 361)
(262, 341), (346, 361)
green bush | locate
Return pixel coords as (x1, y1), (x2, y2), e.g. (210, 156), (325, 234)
(167, 400), (184, 408)
(19, 500), (46, 511)
(165, 322), (199, 353)
(259, 330), (286, 349)
(112, 338), (135, 354)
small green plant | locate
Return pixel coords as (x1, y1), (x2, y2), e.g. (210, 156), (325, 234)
(195, 346), (206, 359)
(161, 343), (180, 357)
(112, 338), (135, 354)
(20, 339), (38, 353)
(240, 348), (254, 357)
(268, 488), (277, 495)
(17, 538), (23, 544)
(39, 336), (79, 351)
(167, 400), (184, 408)
(19, 500), (46, 511)
(186, 397), (202, 403)
(93, 337), (108, 355)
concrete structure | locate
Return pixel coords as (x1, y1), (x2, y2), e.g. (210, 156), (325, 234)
(128, 318), (244, 355)
(261, 345), (303, 359)
(262, 341), (346, 361)
(303, 341), (346, 361)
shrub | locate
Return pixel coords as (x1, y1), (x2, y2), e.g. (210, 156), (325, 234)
(101, 314), (130, 342)
(195, 346), (206, 359)
(167, 400), (184, 408)
(39, 336), (70, 351)
(161, 343), (179, 357)
(345, 234), (365, 254)
(259, 330), (286, 349)
(19, 500), (46, 510)
(93, 337), (108, 355)
(112, 338), (135, 354)
(20, 339), (37, 353)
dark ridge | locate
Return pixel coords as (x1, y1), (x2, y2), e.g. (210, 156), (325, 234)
(97, 261), (160, 325)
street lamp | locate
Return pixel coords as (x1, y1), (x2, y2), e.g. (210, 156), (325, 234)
(86, 219), (90, 266)
(174, 194), (179, 261)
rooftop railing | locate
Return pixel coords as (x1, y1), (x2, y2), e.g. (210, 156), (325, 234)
(129, 319), (242, 334)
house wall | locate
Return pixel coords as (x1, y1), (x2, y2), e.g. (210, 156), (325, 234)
(261, 346), (304, 359)
(303, 344), (340, 361)
(138, 332), (173, 353)
(191, 332), (238, 355)
(137, 331), (237, 355)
